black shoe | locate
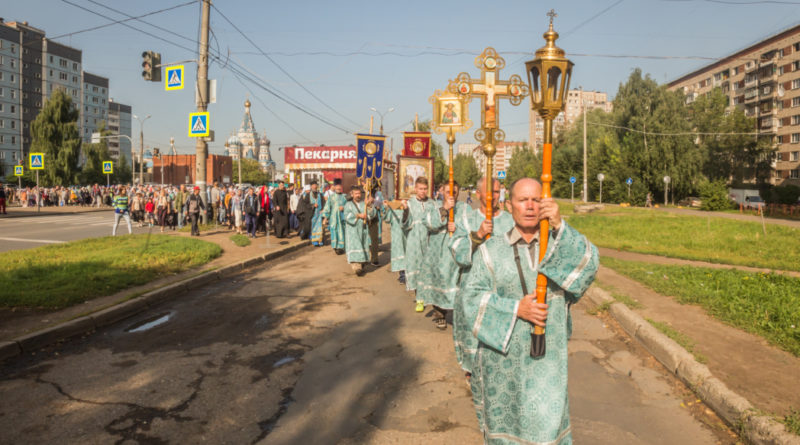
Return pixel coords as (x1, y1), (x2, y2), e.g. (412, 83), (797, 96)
(370, 261), (379, 266)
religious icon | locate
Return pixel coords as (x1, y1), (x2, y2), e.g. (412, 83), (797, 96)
(397, 156), (434, 199)
(439, 100), (461, 126)
(484, 57), (497, 70)
(485, 104), (497, 128)
(458, 82), (471, 95)
(510, 84), (521, 97)
(411, 140), (425, 154)
(364, 141), (377, 155)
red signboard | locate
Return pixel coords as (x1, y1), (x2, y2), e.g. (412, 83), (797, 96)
(284, 146), (357, 164)
(402, 132), (431, 157)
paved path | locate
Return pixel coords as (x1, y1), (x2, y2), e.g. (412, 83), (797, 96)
(0, 245), (735, 444)
(0, 211), (158, 252)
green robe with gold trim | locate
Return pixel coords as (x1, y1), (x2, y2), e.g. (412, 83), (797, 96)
(463, 221), (598, 445)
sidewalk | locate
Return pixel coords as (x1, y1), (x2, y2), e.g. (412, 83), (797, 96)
(595, 256), (800, 421)
(0, 204), (110, 219)
(0, 227), (308, 343)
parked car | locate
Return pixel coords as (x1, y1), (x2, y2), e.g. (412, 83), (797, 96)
(678, 196), (702, 208)
(744, 195), (764, 210)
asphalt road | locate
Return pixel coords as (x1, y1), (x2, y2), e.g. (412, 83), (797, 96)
(0, 211), (164, 252)
(0, 244), (736, 444)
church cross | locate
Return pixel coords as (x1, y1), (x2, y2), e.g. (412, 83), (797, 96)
(449, 47), (529, 130)
(547, 9), (557, 25)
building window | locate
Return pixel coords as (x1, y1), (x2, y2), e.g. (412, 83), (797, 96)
(792, 151), (800, 161)
(793, 115), (800, 125)
(10, 105), (14, 113)
(793, 133), (800, 143)
(9, 60), (14, 68)
(792, 169), (800, 179)
(59, 59), (67, 68)
(10, 90), (14, 99)
(10, 136), (14, 144)
(0, 151), (5, 160)
(0, 120), (4, 128)
(10, 121), (14, 129)
(0, 135), (3, 143)
(72, 62), (77, 71)
(49, 56), (53, 63)
(794, 97), (800, 107)
(0, 104), (2, 112)
(0, 87), (3, 97)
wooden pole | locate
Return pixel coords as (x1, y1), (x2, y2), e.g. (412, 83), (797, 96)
(532, 118), (554, 357)
(414, 113), (419, 132)
(369, 116), (374, 134)
(447, 128), (455, 231)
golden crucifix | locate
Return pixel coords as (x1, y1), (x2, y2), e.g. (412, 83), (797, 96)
(448, 47), (529, 222)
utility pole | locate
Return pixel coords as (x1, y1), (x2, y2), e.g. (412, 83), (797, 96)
(196, 0), (211, 223)
(170, 136), (175, 185)
(581, 86), (588, 202)
(134, 114), (151, 187)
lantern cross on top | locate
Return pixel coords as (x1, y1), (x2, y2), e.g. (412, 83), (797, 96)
(547, 9), (557, 25)
(447, 47), (529, 134)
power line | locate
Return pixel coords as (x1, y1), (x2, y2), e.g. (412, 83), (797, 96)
(588, 121), (772, 136)
(84, 0), (199, 46)
(58, 0), (356, 134)
(48, 0), (196, 41)
(210, 3), (362, 130)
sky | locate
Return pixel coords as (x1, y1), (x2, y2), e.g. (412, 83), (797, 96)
(6, 0), (800, 170)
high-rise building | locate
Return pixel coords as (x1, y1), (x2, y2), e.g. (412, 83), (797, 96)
(108, 99), (132, 163)
(528, 89), (612, 153)
(667, 24), (800, 186)
(0, 19), (128, 177)
(81, 71), (108, 142)
(456, 140), (525, 178)
(0, 21), (24, 177)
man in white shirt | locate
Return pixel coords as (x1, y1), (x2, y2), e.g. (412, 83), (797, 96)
(289, 185), (300, 232)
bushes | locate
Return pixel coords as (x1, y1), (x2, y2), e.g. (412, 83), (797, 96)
(760, 184), (800, 205)
(699, 180), (734, 211)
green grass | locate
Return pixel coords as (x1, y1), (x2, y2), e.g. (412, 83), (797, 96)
(784, 408), (800, 435)
(595, 279), (645, 309)
(565, 206), (800, 271)
(0, 234), (221, 309)
(230, 233), (251, 247)
(602, 257), (800, 357)
(646, 318), (708, 364)
(178, 223), (219, 233)
(586, 301), (612, 316)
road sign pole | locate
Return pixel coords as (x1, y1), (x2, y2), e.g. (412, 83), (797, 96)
(628, 184), (631, 199)
(571, 182), (574, 203)
(196, 0), (211, 224)
(107, 173), (110, 187)
(36, 171), (40, 213)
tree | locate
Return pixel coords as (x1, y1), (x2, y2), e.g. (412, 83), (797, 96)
(30, 89), (81, 186)
(113, 152), (133, 185)
(690, 88), (774, 185)
(506, 145), (541, 188)
(80, 121), (113, 185)
(234, 158), (269, 184)
(453, 153), (480, 188)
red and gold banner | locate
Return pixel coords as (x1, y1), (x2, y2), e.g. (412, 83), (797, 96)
(402, 132), (431, 158)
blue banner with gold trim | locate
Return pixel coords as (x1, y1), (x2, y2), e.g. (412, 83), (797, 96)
(356, 133), (386, 180)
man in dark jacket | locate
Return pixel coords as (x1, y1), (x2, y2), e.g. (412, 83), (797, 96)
(243, 187), (260, 238)
(272, 180), (290, 238)
(185, 186), (205, 236)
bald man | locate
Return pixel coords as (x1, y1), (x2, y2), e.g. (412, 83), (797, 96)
(461, 177), (598, 444)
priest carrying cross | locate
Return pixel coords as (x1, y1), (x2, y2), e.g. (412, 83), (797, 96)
(460, 177), (598, 444)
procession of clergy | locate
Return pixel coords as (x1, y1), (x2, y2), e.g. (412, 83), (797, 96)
(315, 174), (599, 445)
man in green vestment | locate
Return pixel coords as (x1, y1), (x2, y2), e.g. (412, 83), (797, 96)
(343, 186), (376, 276)
(462, 178), (598, 444)
(401, 176), (433, 312)
(322, 180), (347, 254)
(419, 182), (465, 330)
(450, 177), (515, 375)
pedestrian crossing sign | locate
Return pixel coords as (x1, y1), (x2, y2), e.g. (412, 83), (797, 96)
(188, 112), (210, 137)
(29, 153), (44, 170)
(497, 170), (506, 179)
(165, 65), (184, 91)
(14, 165), (23, 176)
(103, 161), (113, 174)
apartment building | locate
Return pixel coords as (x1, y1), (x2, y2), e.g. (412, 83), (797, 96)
(0, 19), (129, 177)
(668, 24), (800, 186)
(108, 99), (132, 163)
(455, 140), (525, 178)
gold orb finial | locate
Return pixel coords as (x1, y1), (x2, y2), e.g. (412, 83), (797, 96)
(245, 99), (251, 108)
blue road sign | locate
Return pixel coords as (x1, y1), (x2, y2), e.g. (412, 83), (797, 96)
(29, 153), (44, 170)
(497, 170), (506, 179)
(189, 112), (210, 137)
(165, 65), (184, 90)
(626, 177), (633, 185)
(103, 161), (113, 174)
(14, 165), (23, 176)
(569, 176), (576, 184)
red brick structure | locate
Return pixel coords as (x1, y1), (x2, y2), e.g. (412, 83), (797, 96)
(152, 154), (233, 185)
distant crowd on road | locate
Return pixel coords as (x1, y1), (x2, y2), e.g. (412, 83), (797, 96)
(0, 183), (121, 209)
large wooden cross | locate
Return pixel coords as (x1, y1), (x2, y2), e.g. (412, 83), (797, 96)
(448, 47), (529, 132)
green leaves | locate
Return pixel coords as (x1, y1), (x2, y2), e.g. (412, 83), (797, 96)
(29, 89), (81, 186)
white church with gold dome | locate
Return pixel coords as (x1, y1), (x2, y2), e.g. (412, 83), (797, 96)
(224, 99), (275, 175)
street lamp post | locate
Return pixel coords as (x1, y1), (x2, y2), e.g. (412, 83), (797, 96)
(133, 114), (151, 186)
(663, 175), (671, 206)
(369, 107), (395, 135)
(524, 9), (573, 358)
(597, 173), (605, 204)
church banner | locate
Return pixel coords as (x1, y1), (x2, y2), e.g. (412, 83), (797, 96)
(356, 133), (386, 180)
(402, 132), (431, 158)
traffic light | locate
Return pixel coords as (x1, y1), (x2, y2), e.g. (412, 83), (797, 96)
(141, 51), (162, 82)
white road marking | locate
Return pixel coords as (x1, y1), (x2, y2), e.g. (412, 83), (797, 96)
(0, 237), (65, 244)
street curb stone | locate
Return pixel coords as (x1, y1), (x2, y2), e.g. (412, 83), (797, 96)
(1, 241), (311, 364)
(586, 286), (800, 444)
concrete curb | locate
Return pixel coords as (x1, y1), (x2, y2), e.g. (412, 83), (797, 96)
(1, 240), (311, 364)
(586, 287), (800, 444)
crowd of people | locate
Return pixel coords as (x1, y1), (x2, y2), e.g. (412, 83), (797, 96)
(318, 175), (599, 445)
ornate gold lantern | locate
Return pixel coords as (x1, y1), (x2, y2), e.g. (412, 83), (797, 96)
(523, 10), (573, 359)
